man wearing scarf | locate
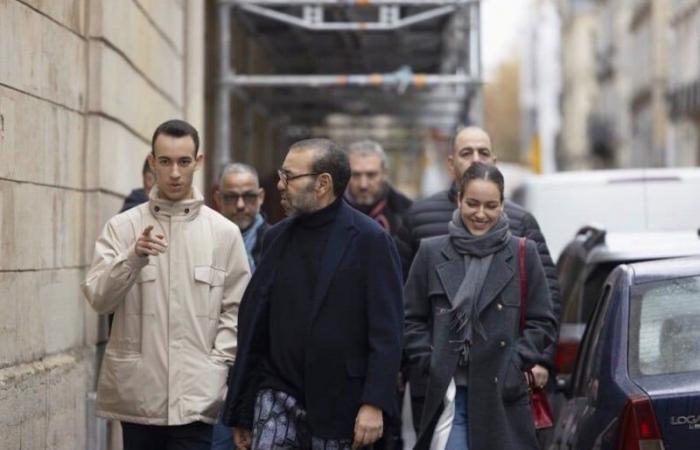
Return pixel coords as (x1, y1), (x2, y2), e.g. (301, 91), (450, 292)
(215, 163), (269, 272)
(344, 140), (412, 238)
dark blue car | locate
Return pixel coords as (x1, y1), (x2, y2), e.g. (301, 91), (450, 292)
(549, 256), (700, 450)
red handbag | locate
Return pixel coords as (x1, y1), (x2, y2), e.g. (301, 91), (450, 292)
(519, 238), (555, 430)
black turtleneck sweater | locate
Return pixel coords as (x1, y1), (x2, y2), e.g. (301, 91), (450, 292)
(261, 197), (343, 401)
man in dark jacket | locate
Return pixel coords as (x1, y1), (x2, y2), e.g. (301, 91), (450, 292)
(215, 163), (269, 271)
(212, 162), (269, 450)
(222, 138), (404, 450)
(344, 140), (412, 450)
(397, 126), (561, 432)
(344, 140), (412, 237)
(119, 158), (155, 213)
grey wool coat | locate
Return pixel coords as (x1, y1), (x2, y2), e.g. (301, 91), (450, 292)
(404, 234), (557, 450)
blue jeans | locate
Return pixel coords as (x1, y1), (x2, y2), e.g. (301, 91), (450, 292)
(444, 387), (469, 450)
(211, 420), (233, 450)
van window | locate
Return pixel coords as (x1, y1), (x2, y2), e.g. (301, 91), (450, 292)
(629, 276), (700, 377)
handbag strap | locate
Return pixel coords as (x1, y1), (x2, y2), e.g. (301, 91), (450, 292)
(518, 237), (527, 332)
(519, 238), (536, 389)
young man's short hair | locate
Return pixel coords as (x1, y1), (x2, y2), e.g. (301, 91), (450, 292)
(151, 119), (200, 156)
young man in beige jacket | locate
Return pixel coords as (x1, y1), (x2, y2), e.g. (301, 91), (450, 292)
(82, 119), (251, 449)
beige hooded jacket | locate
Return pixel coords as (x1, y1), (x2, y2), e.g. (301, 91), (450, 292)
(82, 187), (251, 425)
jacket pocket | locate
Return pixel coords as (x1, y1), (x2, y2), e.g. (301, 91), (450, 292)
(97, 351), (148, 416)
(194, 265), (226, 318)
(500, 353), (528, 403)
(134, 264), (157, 316)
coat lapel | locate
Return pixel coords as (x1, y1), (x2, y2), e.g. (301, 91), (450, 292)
(476, 243), (514, 316)
(255, 219), (294, 291)
(308, 202), (357, 325)
(435, 242), (465, 307)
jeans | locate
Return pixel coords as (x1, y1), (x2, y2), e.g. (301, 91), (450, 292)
(122, 421), (213, 450)
(444, 387), (469, 450)
(211, 420), (234, 450)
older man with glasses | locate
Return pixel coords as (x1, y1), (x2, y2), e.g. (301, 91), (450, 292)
(210, 163), (270, 450)
(215, 163), (269, 272)
(222, 138), (404, 450)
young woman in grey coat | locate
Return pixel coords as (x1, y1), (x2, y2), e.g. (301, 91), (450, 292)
(404, 163), (557, 450)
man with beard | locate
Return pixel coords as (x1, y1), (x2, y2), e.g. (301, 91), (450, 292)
(344, 140), (412, 238)
(222, 138), (404, 450)
(215, 163), (269, 271)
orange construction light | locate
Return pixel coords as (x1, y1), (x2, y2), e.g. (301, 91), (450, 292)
(414, 74), (428, 88)
(369, 74), (383, 86)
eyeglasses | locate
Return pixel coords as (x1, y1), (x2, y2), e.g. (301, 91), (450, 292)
(277, 169), (320, 185)
(220, 191), (260, 205)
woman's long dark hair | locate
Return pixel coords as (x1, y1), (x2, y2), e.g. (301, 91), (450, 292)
(458, 162), (505, 202)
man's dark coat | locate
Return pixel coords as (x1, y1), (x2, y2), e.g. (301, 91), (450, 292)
(222, 200), (404, 439)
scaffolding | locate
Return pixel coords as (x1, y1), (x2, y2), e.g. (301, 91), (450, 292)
(214, 0), (483, 173)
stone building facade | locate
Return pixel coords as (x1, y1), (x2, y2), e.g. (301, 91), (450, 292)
(0, 1), (204, 448)
(668, 0), (700, 165)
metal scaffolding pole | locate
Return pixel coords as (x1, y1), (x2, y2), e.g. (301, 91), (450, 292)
(216, 2), (233, 176)
(222, 73), (478, 88)
(235, 2), (462, 31)
(214, 0), (483, 162)
(468, 0), (483, 124)
(222, 0), (474, 5)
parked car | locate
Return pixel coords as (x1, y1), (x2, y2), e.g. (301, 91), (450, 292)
(549, 256), (700, 450)
(554, 226), (700, 378)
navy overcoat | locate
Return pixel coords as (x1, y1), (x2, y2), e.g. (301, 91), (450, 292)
(222, 200), (404, 439)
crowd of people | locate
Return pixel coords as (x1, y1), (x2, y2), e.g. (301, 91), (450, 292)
(82, 119), (560, 450)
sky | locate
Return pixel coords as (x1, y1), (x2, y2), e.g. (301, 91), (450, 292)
(481, 0), (532, 80)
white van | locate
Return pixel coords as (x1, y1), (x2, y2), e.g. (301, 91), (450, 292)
(511, 168), (700, 260)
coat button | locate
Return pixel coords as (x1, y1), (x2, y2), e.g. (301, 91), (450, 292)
(184, 208), (190, 214)
(494, 377), (499, 383)
(500, 341), (507, 348)
(155, 206), (160, 212)
(496, 303), (503, 311)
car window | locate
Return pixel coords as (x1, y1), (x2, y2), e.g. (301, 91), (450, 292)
(629, 275), (700, 377)
(561, 278), (583, 324)
(561, 262), (618, 325)
(573, 284), (613, 397)
(557, 250), (584, 301)
(581, 263), (618, 323)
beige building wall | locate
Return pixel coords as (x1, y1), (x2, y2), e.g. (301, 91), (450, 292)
(590, 0), (631, 167)
(624, 0), (669, 166)
(668, 0), (700, 165)
(0, 1), (204, 448)
(559, 3), (598, 169)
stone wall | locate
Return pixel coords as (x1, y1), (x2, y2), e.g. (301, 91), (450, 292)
(0, 1), (204, 448)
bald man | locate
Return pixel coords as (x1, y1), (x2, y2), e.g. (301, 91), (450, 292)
(397, 126), (561, 436)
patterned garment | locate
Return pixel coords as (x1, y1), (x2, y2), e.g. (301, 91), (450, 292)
(252, 389), (353, 450)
